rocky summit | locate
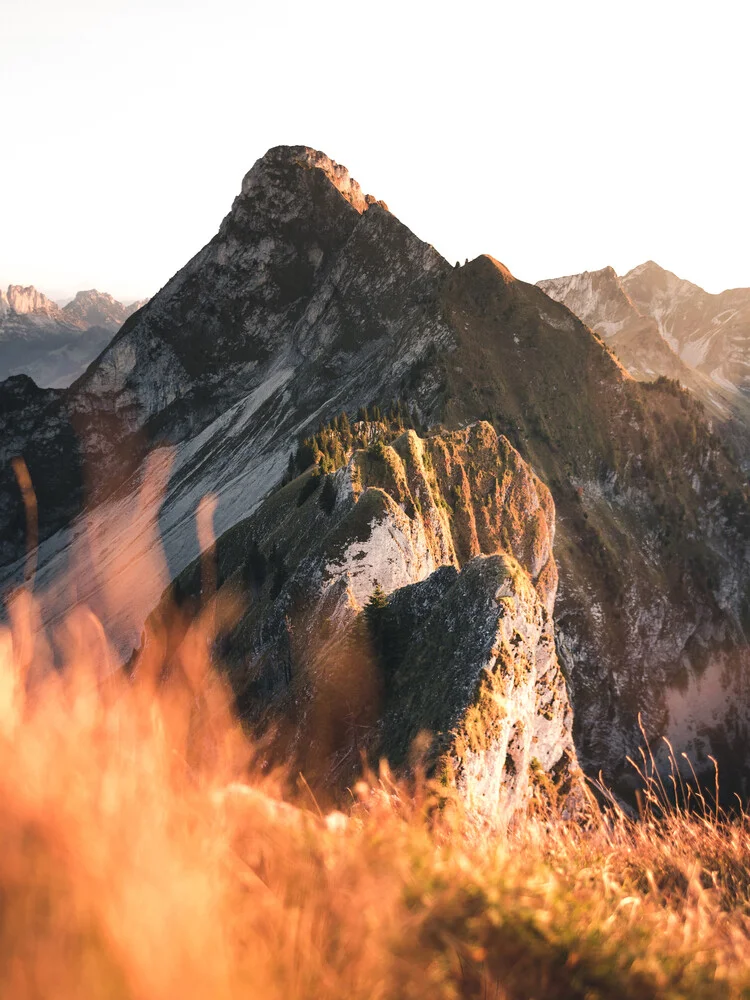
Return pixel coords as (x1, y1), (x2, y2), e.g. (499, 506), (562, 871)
(2, 146), (750, 814)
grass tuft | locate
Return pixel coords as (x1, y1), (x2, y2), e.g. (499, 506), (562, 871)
(1, 592), (750, 999)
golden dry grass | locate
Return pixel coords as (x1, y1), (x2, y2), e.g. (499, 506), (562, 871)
(2, 579), (750, 1000)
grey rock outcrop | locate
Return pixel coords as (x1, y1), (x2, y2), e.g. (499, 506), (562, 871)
(149, 423), (578, 823)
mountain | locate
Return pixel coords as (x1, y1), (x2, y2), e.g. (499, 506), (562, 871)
(537, 265), (750, 468)
(622, 261), (750, 397)
(1, 146), (749, 807)
(0, 285), (148, 388)
(0, 284), (65, 322)
(61, 289), (147, 330)
(536, 267), (692, 381)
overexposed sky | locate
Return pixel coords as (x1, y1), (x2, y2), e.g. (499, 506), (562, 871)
(2, 0), (749, 301)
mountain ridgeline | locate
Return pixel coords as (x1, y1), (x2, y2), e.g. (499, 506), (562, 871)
(0, 285), (148, 389)
(1, 146), (749, 809)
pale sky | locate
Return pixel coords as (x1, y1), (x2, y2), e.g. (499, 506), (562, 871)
(2, 0), (749, 302)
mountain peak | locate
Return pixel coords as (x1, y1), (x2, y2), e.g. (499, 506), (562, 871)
(61, 289), (146, 330)
(69, 289), (117, 305)
(621, 261), (702, 302)
(540, 265), (619, 285)
(2, 284), (63, 318)
(536, 266), (634, 336)
(240, 145), (388, 215)
(623, 260), (673, 281)
(0, 285), (148, 388)
(2, 144), (749, 807)
(463, 254), (516, 284)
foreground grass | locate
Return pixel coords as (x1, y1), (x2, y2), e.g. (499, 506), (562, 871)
(1, 592), (749, 999)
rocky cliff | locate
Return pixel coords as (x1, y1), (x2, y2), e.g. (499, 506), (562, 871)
(537, 267), (695, 382)
(150, 422), (578, 822)
(2, 146), (749, 802)
(0, 285), (65, 320)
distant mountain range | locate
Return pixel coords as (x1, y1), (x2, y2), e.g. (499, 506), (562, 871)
(538, 264), (750, 468)
(0, 285), (148, 388)
(1, 147), (748, 812)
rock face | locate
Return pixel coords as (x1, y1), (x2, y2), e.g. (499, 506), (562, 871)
(0, 285), (147, 389)
(153, 423), (578, 822)
(1, 285), (65, 320)
(2, 145), (749, 803)
(0, 375), (84, 563)
(538, 265), (750, 469)
(72, 146), (442, 443)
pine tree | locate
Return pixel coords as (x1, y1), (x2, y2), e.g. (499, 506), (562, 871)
(365, 583), (388, 618)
